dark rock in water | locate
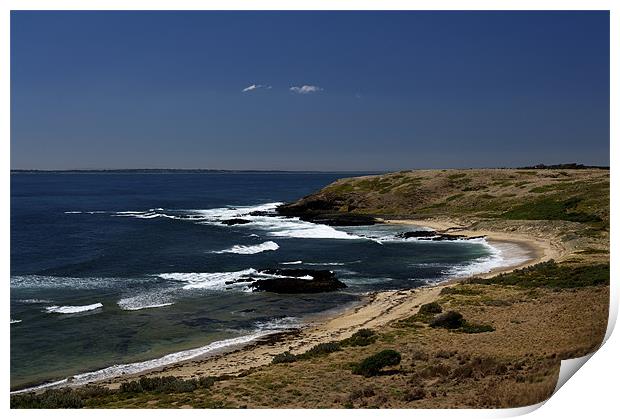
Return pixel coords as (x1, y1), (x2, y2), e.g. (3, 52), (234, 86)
(396, 230), (438, 239)
(248, 210), (277, 217)
(220, 218), (252, 225)
(429, 234), (468, 241)
(224, 277), (254, 285)
(258, 268), (333, 279)
(276, 203), (377, 226)
(249, 268), (347, 294)
(397, 230), (486, 241)
(300, 213), (378, 226)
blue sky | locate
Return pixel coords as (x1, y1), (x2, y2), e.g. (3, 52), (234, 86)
(11, 11), (609, 170)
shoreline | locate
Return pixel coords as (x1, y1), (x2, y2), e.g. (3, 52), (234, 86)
(14, 217), (562, 393)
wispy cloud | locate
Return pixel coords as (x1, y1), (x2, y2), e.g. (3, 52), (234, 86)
(289, 85), (323, 94)
(242, 84), (272, 93)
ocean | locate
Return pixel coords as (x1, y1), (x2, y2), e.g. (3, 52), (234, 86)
(10, 172), (526, 390)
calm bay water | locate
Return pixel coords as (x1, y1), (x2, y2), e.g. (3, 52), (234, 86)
(11, 173), (503, 390)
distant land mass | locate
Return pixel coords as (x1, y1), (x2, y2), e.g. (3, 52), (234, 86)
(517, 163), (609, 170)
(10, 169), (377, 174)
(9, 164), (609, 174)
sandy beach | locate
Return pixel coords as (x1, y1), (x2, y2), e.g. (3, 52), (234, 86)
(97, 217), (563, 388)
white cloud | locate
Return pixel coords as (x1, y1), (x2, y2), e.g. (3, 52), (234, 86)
(242, 84), (271, 93)
(289, 85), (323, 94)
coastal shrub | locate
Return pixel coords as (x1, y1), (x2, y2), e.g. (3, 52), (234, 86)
(119, 375), (215, 394)
(419, 302), (443, 315)
(11, 388), (84, 409)
(340, 329), (377, 347)
(499, 197), (601, 223)
(429, 311), (464, 329)
(352, 350), (402, 377)
(468, 261), (609, 288)
(459, 322), (495, 334)
(348, 385), (376, 401)
(79, 385), (112, 397)
(272, 351), (297, 364)
(440, 286), (482, 296)
(298, 342), (341, 359)
(402, 387), (426, 401)
(119, 380), (143, 393)
(395, 301), (445, 327)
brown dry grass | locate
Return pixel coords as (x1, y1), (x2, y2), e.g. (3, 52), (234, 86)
(88, 283), (608, 408)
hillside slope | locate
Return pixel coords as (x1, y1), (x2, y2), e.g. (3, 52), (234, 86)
(279, 168), (609, 263)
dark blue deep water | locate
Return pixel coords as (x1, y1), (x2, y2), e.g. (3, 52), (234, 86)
(11, 173), (498, 390)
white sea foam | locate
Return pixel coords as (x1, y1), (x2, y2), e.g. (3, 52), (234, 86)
(280, 260), (303, 265)
(117, 291), (175, 311)
(212, 241), (279, 255)
(16, 298), (53, 304)
(157, 267), (320, 291)
(304, 261), (351, 266)
(10, 275), (144, 289)
(158, 269), (258, 291)
(254, 316), (300, 331)
(11, 331), (276, 394)
(10, 319), (22, 324)
(441, 239), (531, 279)
(45, 303), (103, 314)
(106, 202), (364, 240)
(119, 302), (174, 311)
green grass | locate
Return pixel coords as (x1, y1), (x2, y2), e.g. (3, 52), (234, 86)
(445, 193), (465, 202)
(340, 329), (377, 347)
(459, 322), (495, 334)
(440, 286), (483, 296)
(10, 376), (220, 409)
(468, 261), (609, 288)
(499, 197), (602, 223)
(352, 350), (402, 377)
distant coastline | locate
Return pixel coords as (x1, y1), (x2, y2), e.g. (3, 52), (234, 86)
(11, 169), (385, 174)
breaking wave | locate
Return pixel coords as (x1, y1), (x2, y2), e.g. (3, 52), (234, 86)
(71, 202), (364, 240)
(10, 275), (152, 290)
(441, 239), (530, 279)
(157, 269), (258, 291)
(11, 331), (277, 394)
(254, 316), (300, 331)
(45, 303), (103, 314)
(212, 241), (279, 255)
(117, 291), (175, 311)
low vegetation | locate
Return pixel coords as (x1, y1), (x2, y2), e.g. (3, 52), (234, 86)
(340, 329), (377, 347)
(498, 197), (601, 223)
(273, 330), (378, 365)
(352, 350), (402, 377)
(468, 260), (609, 288)
(10, 376), (217, 409)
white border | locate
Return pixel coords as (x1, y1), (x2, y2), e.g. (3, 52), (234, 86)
(2, 2), (616, 419)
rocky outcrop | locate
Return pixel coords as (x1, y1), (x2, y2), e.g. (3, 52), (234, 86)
(220, 218), (252, 225)
(226, 268), (347, 294)
(396, 231), (486, 241)
(276, 202), (377, 226)
(251, 269), (347, 293)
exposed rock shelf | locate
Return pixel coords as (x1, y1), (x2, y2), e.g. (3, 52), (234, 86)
(226, 268), (347, 294)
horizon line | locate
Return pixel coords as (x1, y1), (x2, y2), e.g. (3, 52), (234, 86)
(10, 163), (610, 173)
